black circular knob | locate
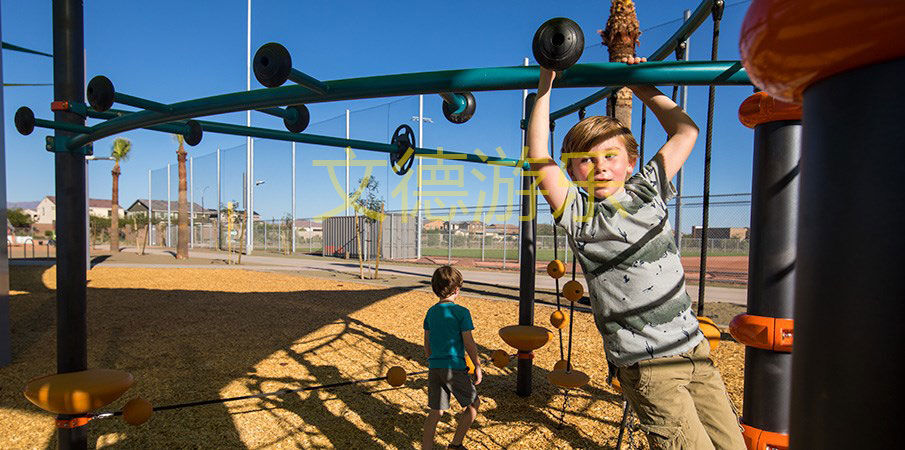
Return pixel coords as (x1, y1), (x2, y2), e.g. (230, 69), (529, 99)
(87, 75), (115, 112)
(532, 18), (584, 71)
(14, 107), (35, 136)
(254, 43), (292, 88)
(184, 120), (203, 146)
(284, 104), (310, 133)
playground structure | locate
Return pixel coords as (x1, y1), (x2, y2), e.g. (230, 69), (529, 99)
(9, 0), (905, 448)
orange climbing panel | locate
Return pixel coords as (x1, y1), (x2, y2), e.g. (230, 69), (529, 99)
(698, 316), (722, 352)
(499, 325), (553, 352)
(24, 368), (134, 415)
(548, 369), (590, 389)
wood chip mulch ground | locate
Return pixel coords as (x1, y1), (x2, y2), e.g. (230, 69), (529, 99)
(1, 266), (745, 449)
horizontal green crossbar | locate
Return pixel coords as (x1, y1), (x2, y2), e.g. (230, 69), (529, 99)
(40, 109), (529, 169)
(550, 0), (716, 120)
(67, 60), (748, 149)
(193, 121), (528, 169)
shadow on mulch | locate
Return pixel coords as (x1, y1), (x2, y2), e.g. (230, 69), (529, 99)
(2, 266), (631, 449)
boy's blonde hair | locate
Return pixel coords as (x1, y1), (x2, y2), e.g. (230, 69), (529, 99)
(431, 266), (463, 299)
(561, 116), (639, 176)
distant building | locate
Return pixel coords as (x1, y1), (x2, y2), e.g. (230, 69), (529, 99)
(462, 221), (483, 233)
(34, 196), (123, 225)
(294, 219), (322, 239)
(485, 224), (520, 237)
(423, 220), (446, 231)
(124, 199), (241, 222)
(8, 201), (40, 223)
(691, 226), (749, 240)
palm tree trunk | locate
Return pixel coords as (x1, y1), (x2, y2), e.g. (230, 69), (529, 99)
(110, 164), (121, 253)
(601, 0), (640, 126)
(176, 146), (189, 259)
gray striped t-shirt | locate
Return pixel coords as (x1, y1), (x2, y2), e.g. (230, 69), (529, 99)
(554, 154), (703, 367)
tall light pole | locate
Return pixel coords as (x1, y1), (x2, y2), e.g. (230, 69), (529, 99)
(245, 0), (254, 254)
(412, 105), (433, 259)
(201, 185), (210, 212)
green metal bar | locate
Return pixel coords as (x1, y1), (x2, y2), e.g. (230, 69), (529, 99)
(67, 60), (748, 150)
(438, 92), (467, 114)
(288, 68), (329, 95)
(257, 106), (304, 127)
(550, 0), (714, 121)
(193, 120), (528, 168)
(258, 107), (289, 119)
(86, 107), (524, 167)
(35, 118), (90, 134)
(115, 92), (171, 113)
(2, 41), (53, 57)
(40, 109), (193, 136)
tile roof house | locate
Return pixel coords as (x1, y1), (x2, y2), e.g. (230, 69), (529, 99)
(34, 196), (123, 224)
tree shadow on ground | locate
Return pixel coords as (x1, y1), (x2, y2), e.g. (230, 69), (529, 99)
(2, 266), (625, 449)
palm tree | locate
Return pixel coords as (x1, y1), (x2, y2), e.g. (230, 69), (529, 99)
(110, 137), (132, 253)
(175, 134), (189, 259)
(600, 0), (640, 127)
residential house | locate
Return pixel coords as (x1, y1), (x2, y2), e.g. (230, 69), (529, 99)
(125, 199), (236, 222)
(7, 201), (39, 223)
(294, 219), (323, 239)
(462, 220), (483, 234)
(423, 220), (446, 231)
(484, 224), (520, 238)
(34, 196), (123, 225)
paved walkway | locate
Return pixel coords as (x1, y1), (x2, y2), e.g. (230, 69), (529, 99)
(96, 247), (747, 307)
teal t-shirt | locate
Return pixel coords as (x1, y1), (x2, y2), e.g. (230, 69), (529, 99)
(423, 302), (474, 369)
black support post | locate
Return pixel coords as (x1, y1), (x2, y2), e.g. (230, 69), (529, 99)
(742, 119), (799, 436)
(516, 93), (538, 397)
(53, 0), (88, 448)
(0, 7), (11, 368)
(791, 57), (905, 450)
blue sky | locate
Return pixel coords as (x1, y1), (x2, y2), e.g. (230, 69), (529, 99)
(2, 0), (756, 231)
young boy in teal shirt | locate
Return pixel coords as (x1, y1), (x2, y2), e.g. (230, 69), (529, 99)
(421, 266), (482, 450)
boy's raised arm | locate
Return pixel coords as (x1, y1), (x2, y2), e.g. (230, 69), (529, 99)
(629, 82), (699, 180)
(528, 68), (570, 214)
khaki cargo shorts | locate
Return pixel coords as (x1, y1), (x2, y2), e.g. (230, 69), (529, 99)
(617, 339), (746, 450)
(427, 368), (477, 410)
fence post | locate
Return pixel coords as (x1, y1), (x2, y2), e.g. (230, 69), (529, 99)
(167, 163), (171, 247)
(481, 212), (485, 262)
(447, 216), (452, 265)
(291, 141), (296, 254)
(189, 156), (194, 248)
(216, 147), (221, 251)
(148, 169), (152, 246)
(502, 216), (507, 269)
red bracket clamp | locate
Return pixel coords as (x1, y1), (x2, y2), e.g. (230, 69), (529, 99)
(742, 424), (789, 450)
(56, 416), (91, 428)
(729, 314), (793, 352)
